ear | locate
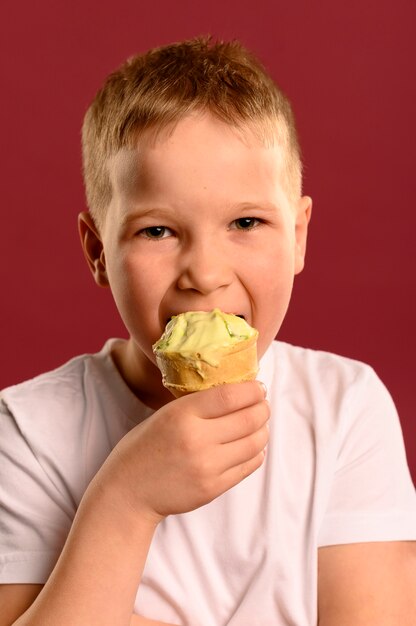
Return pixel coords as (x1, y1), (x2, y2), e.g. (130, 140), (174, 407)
(294, 195), (312, 275)
(78, 212), (109, 287)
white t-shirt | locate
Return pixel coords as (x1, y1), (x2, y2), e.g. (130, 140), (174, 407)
(1, 339), (415, 626)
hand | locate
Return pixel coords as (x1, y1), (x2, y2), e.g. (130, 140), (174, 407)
(130, 613), (179, 625)
(101, 381), (269, 524)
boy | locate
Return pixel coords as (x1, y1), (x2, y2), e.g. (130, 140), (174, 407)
(1, 36), (415, 625)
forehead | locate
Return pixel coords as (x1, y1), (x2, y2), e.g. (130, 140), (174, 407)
(108, 114), (290, 210)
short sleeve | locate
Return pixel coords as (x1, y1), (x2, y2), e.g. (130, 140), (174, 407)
(0, 399), (74, 583)
(318, 366), (416, 547)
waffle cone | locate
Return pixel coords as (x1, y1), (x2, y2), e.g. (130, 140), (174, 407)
(155, 334), (258, 397)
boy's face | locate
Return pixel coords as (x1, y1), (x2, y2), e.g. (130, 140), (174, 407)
(81, 113), (311, 384)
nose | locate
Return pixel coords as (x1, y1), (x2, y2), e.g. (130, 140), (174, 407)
(176, 238), (233, 295)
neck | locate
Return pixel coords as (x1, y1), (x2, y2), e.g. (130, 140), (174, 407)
(110, 338), (174, 410)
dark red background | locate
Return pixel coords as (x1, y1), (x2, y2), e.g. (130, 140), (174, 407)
(1, 1), (415, 483)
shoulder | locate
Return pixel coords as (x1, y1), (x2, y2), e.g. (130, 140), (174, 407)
(265, 340), (387, 415)
(2, 352), (85, 397)
(2, 347), (101, 402)
(264, 342), (416, 547)
(263, 341), (405, 472)
(0, 340), (130, 508)
(269, 339), (376, 381)
(0, 352), (88, 448)
(0, 340), (116, 425)
(0, 340), (116, 467)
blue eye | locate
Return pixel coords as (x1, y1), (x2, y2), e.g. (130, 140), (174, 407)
(141, 226), (172, 239)
(233, 217), (260, 230)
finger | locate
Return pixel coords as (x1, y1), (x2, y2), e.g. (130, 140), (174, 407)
(206, 399), (270, 445)
(178, 380), (267, 419)
(219, 450), (266, 492)
(217, 422), (269, 473)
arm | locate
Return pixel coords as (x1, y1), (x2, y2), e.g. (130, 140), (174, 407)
(0, 585), (43, 626)
(130, 617), (177, 625)
(0, 585), (176, 626)
(8, 381), (268, 625)
(12, 477), (159, 626)
(318, 541), (416, 625)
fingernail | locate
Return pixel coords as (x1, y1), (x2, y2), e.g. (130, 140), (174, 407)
(259, 381), (267, 398)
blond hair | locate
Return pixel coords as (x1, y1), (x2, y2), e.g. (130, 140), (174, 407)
(82, 36), (302, 229)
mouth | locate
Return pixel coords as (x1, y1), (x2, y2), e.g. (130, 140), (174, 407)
(164, 312), (246, 326)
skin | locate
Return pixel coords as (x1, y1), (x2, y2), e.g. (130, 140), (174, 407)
(81, 113), (311, 409)
(5, 381), (269, 625)
(2, 112), (415, 624)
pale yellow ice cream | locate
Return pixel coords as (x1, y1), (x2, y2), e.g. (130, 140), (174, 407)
(152, 309), (258, 396)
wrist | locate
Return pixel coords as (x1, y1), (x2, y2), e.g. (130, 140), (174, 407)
(87, 463), (164, 535)
(88, 450), (165, 536)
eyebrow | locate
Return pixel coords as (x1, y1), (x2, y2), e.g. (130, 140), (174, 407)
(230, 202), (280, 214)
(120, 207), (176, 226)
(121, 201), (279, 225)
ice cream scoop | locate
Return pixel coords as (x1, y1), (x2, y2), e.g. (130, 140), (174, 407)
(152, 308), (259, 397)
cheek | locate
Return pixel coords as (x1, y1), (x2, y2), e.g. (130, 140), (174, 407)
(105, 253), (158, 326)
(248, 240), (295, 291)
(249, 243), (296, 354)
(109, 249), (158, 294)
